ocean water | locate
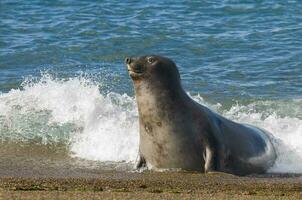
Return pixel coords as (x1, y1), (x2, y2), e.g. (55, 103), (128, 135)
(0, 1), (301, 174)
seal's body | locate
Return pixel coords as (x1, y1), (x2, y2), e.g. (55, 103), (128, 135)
(125, 55), (276, 175)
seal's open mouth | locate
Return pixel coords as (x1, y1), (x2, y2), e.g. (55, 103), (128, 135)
(125, 57), (146, 79)
(127, 64), (144, 77)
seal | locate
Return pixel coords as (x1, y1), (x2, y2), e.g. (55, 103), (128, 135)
(125, 55), (276, 175)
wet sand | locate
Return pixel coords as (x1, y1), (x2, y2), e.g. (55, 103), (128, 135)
(1, 144), (302, 199)
(1, 171), (302, 199)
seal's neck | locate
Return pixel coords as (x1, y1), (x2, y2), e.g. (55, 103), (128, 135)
(134, 80), (190, 121)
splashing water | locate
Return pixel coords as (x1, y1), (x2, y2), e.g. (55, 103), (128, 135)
(0, 74), (139, 162)
(0, 74), (301, 173)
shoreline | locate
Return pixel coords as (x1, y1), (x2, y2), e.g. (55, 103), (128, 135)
(1, 172), (302, 199)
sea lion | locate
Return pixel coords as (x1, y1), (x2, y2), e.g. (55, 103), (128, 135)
(125, 55), (276, 175)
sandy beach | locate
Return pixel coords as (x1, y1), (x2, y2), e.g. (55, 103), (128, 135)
(1, 171), (302, 200)
(1, 145), (302, 199)
(0, 140), (301, 199)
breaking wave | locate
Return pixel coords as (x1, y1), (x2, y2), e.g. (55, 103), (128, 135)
(0, 74), (301, 173)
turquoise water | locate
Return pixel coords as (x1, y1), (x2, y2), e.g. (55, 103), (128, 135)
(1, 1), (301, 99)
(0, 1), (302, 173)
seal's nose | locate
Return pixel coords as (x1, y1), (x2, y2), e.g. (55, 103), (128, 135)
(125, 57), (132, 64)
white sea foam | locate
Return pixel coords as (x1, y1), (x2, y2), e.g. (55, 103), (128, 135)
(0, 74), (301, 172)
(223, 104), (302, 173)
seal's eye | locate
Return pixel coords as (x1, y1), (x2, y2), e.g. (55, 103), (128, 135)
(147, 57), (155, 64)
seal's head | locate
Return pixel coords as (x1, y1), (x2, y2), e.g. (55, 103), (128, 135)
(125, 55), (181, 87)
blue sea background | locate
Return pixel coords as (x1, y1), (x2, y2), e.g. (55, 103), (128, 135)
(0, 1), (301, 173)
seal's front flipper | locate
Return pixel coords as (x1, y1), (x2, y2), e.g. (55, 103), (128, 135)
(204, 146), (219, 173)
(134, 154), (146, 170)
